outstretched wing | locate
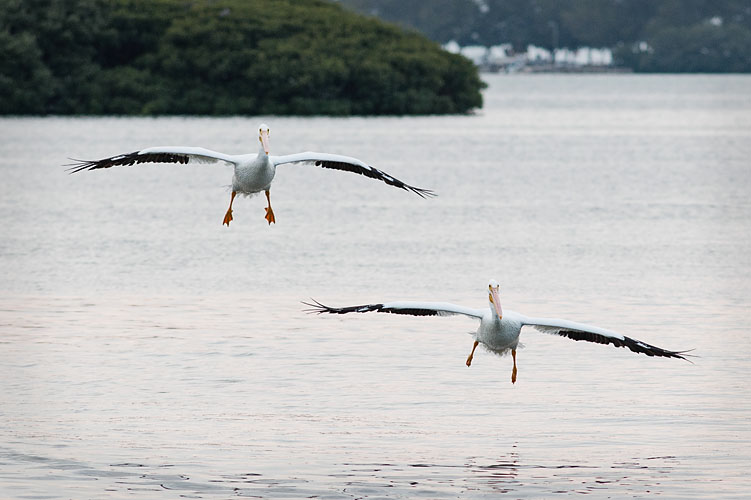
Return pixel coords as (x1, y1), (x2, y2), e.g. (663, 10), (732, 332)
(304, 299), (483, 319)
(66, 146), (239, 173)
(271, 151), (435, 198)
(520, 315), (690, 360)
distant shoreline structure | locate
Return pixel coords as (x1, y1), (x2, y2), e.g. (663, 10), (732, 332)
(517, 64), (633, 74)
(444, 41), (632, 74)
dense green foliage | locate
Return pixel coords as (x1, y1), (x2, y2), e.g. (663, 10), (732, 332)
(0, 0), (484, 115)
(340, 0), (751, 72)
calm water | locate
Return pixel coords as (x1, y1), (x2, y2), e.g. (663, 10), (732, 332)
(1, 75), (750, 499)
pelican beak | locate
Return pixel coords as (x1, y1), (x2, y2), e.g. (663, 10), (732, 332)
(259, 130), (270, 155)
(489, 286), (503, 321)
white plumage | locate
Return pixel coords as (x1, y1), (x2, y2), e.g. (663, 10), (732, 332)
(305, 279), (690, 384)
(68, 123), (434, 226)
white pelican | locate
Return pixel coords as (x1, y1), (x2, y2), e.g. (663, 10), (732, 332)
(67, 123), (434, 226)
(304, 279), (690, 384)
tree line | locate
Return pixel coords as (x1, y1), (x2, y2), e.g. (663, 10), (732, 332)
(340, 0), (751, 72)
(0, 0), (485, 115)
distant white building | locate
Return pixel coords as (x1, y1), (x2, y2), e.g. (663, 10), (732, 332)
(459, 45), (489, 66)
(526, 45), (552, 63)
(555, 47), (613, 67)
(554, 48), (576, 65)
(443, 40), (461, 54)
(487, 44), (514, 64)
(444, 41), (615, 72)
(588, 48), (613, 66)
(444, 41), (526, 71)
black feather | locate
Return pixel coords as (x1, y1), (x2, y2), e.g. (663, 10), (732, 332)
(555, 328), (691, 360)
(311, 160), (435, 198)
(65, 151), (192, 173)
(302, 299), (443, 317)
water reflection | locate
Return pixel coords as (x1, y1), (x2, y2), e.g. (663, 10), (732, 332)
(0, 443), (708, 499)
(465, 451), (521, 494)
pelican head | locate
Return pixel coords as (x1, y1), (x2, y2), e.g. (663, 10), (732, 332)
(258, 123), (270, 155)
(488, 279), (503, 321)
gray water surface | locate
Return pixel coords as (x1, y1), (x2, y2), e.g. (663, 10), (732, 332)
(1, 74), (750, 498)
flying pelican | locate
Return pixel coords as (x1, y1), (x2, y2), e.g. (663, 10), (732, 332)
(304, 280), (690, 384)
(67, 124), (434, 226)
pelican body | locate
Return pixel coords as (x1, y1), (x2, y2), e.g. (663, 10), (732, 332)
(67, 124), (434, 226)
(305, 279), (690, 384)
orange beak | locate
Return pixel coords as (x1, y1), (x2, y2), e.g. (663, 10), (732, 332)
(490, 287), (503, 321)
(260, 130), (270, 155)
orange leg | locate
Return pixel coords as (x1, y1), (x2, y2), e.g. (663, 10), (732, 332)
(222, 191), (236, 226)
(466, 340), (479, 367)
(511, 349), (517, 384)
(264, 189), (276, 225)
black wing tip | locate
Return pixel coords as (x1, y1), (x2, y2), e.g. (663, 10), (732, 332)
(302, 300), (385, 315)
(667, 348), (697, 363)
(407, 185), (437, 198)
(312, 158), (436, 198)
(63, 150), (191, 173)
(63, 152), (133, 173)
(64, 158), (95, 173)
(301, 298), (329, 314)
(560, 329), (694, 362)
(623, 335), (695, 361)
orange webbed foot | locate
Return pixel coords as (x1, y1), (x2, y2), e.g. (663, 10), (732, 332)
(222, 209), (233, 227)
(265, 207), (276, 225)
